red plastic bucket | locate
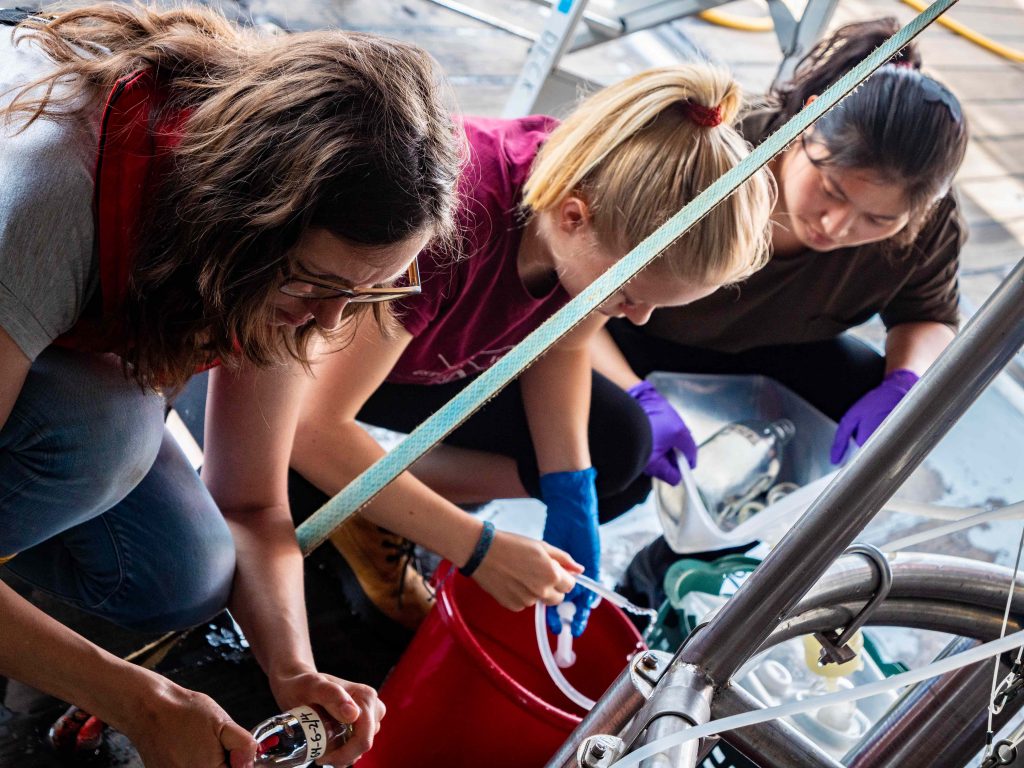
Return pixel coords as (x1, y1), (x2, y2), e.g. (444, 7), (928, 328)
(361, 564), (645, 768)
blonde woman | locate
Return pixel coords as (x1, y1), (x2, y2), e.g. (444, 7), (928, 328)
(0, 5), (461, 766)
(291, 65), (774, 638)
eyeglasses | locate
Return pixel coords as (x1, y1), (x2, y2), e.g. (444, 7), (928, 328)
(279, 259), (421, 303)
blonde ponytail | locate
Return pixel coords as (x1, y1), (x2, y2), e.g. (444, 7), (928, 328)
(523, 64), (772, 286)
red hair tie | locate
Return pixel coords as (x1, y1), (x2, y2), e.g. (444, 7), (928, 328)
(684, 100), (723, 127)
(890, 51), (919, 69)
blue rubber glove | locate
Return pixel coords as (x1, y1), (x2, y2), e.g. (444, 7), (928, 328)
(628, 380), (698, 484)
(831, 369), (919, 464)
(540, 468), (600, 637)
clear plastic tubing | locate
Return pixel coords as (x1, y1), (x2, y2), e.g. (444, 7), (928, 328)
(534, 576), (658, 711)
(534, 603), (596, 710)
(608, 629), (1024, 768)
(575, 574), (658, 623)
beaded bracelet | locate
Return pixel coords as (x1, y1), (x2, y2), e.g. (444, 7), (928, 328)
(459, 520), (495, 577)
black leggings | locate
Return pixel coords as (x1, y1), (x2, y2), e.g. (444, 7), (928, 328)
(607, 320), (886, 422)
(352, 372), (653, 523)
(175, 370), (653, 524)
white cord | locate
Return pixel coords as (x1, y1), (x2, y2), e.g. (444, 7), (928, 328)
(608, 630), (1024, 768)
(982, 522), (1024, 763)
(880, 501), (1024, 553)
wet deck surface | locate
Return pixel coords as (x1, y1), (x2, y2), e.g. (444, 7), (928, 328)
(2, 0), (1023, 765)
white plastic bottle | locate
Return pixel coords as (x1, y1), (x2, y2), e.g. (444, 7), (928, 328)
(693, 419), (796, 531)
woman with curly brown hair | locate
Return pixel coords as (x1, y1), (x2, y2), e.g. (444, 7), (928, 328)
(0, 4), (461, 765)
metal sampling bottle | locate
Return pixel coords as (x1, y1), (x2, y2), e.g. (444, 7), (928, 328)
(693, 419), (796, 531)
(252, 704), (352, 766)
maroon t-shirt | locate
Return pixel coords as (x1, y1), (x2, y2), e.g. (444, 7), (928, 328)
(388, 116), (569, 385)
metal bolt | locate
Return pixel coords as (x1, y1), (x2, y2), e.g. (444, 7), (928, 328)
(590, 742), (608, 758)
(641, 652), (659, 670)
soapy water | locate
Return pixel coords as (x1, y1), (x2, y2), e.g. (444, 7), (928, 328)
(574, 573), (659, 627)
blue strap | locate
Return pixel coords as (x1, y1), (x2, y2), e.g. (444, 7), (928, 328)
(297, 0), (958, 555)
(458, 520), (496, 577)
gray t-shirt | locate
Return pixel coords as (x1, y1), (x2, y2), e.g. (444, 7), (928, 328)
(0, 28), (98, 360)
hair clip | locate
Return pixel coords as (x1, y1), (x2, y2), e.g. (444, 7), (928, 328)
(917, 75), (963, 126)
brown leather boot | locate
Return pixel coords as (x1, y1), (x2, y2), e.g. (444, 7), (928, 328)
(329, 514), (435, 630)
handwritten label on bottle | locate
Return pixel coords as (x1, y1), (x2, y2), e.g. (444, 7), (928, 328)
(288, 705), (327, 761)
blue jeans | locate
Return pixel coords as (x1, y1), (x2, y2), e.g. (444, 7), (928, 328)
(0, 347), (235, 632)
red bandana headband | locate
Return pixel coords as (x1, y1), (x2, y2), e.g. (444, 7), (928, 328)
(684, 100), (723, 128)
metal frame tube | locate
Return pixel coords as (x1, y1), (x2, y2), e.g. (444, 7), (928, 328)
(545, 667), (646, 768)
(617, 260), (1024, 764)
(547, 551), (1024, 767)
(712, 683), (842, 768)
(771, 601), (1020, 644)
(677, 258), (1024, 688)
(635, 664), (712, 768)
(788, 553), (1024, 617)
(843, 637), (1022, 768)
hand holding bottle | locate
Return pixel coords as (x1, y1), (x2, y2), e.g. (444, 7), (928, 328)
(629, 380), (698, 484)
(268, 667), (384, 766)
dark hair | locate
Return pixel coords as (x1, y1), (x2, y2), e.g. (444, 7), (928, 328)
(5, 4), (463, 390)
(768, 18), (967, 245)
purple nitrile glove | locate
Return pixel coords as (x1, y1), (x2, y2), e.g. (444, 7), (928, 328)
(830, 369), (919, 464)
(628, 380), (697, 485)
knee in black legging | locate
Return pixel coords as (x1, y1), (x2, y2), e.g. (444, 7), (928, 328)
(597, 473), (653, 523)
(589, 376), (652, 516)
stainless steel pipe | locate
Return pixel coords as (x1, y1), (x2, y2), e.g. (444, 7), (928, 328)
(640, 258), (1024, 762)
(679, 257), (1024, 683)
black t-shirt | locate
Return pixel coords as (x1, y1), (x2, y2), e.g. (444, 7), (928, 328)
(641, 107), (965, 354)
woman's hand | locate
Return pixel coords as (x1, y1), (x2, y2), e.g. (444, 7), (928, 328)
(270, 667), (385, 767)
(831, 369), (918, 464)
(472, 530), (579, 611)
(628, 380), (698, 483)
(118, 679), (256, 768)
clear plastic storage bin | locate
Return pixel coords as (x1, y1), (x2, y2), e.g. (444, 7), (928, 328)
(647, 372), (841, 553)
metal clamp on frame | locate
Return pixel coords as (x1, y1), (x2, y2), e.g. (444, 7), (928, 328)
(613, 658), (714, 765)
(573, 651), (709, 767)
(571, 652), (673, 767)
(578, 734), (627, 768)
(813, 543), (892, 666)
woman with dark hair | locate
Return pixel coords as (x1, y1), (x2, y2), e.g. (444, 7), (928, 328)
(594, 18), (968, 481)
(0, 5), (461, 765)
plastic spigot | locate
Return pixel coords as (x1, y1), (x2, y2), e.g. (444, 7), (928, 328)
(555, 602), (577, 668)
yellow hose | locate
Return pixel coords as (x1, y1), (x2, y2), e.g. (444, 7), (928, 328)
(698, 8), (773, 33)
(899, 0), (1024, 64)
(697, 0), (1024, 64)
